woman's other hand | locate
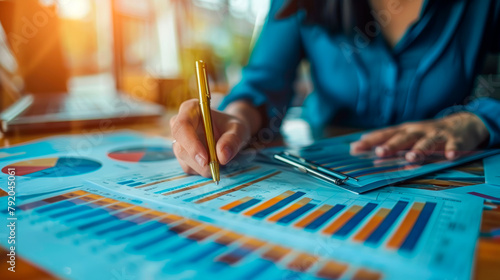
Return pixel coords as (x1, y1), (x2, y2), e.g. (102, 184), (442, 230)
(350, 112), (490, 162)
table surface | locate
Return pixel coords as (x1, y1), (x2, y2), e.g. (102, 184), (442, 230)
(0, 116), (498, 280)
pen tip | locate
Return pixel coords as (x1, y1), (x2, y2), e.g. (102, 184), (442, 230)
(216, 181), (219, 185)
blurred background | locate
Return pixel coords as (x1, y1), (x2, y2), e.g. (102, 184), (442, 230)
(0, 0), (498, 144)
(0, 0), (277, 111)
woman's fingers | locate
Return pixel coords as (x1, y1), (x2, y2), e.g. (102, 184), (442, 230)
(444, 136), (474, 160)
(172, 140), (212, 177)
(406, 133), (446, 162)
(350, 128), (398, 153)
(216, 120), (250, 165)
(375, 131), (422, 157)
(170, 99), (209, 167)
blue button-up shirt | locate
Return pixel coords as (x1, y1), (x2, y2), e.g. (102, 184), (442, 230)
(220, 0), (500, 147)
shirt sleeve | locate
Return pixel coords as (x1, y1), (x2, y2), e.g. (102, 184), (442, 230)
(466, 97), (500, 147)
(437, 97), (500, 148)
(219, 0), (304, 125)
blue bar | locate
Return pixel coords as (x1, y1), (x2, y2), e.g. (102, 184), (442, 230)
(149, 239), (195, 260)
(305, 204), (345, 230)
(277, 203), (316, 224)
(35, 201), (74, 213)
(183, 242), (227, 264)
(129, 215), (154, 224)
(117, 180), (135, 185)
(50, 205), (94, 218)
(239, 259), (274, 280)
(229, 199), (261, 213)
(334, 203), (378, 237)
(253, 192), (306, 219)
(130, 231), (176, 252)
(77, 216), (118, 230)
(95, 221), (135, 236)
(400, 202), (437, 251)
(65, 208), (109, 222)
(164, 238), (195, 253)
(128, 182), (144, 187)
(365, 201), (409, 244)
(19, 201), (47, 211)
(113, 222), (164, 242)
(218, 246), (253, 264)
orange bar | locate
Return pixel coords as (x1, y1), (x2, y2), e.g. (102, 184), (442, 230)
(135, 174), (188, 189)
(316, 260), (348, 279)
(187, 225), (221, 241)
(241, 237), (267, 250)
(352, 268), (382, 280)
(268, 198), (311, 222)
(261, 245), (291, 262)
(158, 214), (184, 225)
(169, 219), (202, 234)
(160, 167), (258, 196)
(147, 210), (168, 217)
(220, 197), (253, 211)
(92, 198), (116, 206)
(195, 171), (281, 204)
(163, 181), (212, 196)
(295, 204), (333, 228)
(65, 190), (89, 197)
(215, 231), (244, 245)
(353, 208), (390, 242)
(386, 202), (424, 249)
(322, 205), (362, 235)
(288, 253), (319, 272)
(78, 194), (102, 202)
(243, 190), (295, 216)
(106, 202), (133, 211)
(119, 206), (150, 216)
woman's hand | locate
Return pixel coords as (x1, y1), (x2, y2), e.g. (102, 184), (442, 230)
(170, 99), (260, 177)
(350, 112), (490, 162)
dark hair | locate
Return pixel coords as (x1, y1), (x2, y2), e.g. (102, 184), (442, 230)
(276, 0), (374, 37)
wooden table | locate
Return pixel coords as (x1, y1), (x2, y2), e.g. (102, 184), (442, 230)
(0, 116), (499, 280)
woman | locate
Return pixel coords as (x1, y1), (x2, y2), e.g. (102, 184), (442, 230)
(170, 0), (500, 178)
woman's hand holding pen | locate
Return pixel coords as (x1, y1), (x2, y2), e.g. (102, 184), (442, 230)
(350, 112), (490, 162)
(170, 99), (260, 177)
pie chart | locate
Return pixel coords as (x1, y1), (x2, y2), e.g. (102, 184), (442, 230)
(2, 157), (102, 177)
(107, 146), (174, 162)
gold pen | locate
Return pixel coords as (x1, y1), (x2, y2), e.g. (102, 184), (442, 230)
(195, 60), (220, 185)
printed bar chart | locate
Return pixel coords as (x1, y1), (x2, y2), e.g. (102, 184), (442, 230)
(322, 205), (364, 235)
(399, 202), (436, 251)
(296, 204), (346, 230)
(220, 197), (254, 211)
(245, 191), (306, 218)
(386, 202), (438, 252)
(267, 198), (316, 224)
(353, 208), (391, 242)
(9, 189), (388, 280)
(317, 261), (349, 280)
(364, 201), (409, 244)
(220, 197), (262, 213)
(193, 171), (281, 203)
(18, 190), (89, 210)
(161, 167), (261, 196)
